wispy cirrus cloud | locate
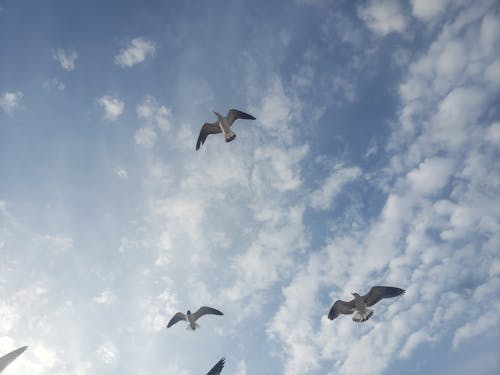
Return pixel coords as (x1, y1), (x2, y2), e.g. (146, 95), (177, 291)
(114, 37), (155, 68)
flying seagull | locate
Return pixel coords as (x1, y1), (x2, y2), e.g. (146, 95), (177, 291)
(166, 306), (223, 330)
(328, 286), (405, 322)
(196, 109), (256, 150)
(0, 346), (28, 373)
(206, 357), (225, 375)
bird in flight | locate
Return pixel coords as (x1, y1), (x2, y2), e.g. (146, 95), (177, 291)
(206, 357), (225, 375)
(0, 346), (28, 373)
(196, 109), (256, 150)
(328, 286), (405, 322)
(167, 306), (223, 330)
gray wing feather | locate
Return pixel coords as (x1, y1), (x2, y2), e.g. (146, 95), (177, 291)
(225, 109), (256, 127)
(192, 306), (223, 322)
(328, 299), (355, 320)
(0, 346), (28, 373)
(196, 122), (221, 150)
(166, 312), (187, 328)
(364, 286), (405, 307)
(206, 357), (225, 375)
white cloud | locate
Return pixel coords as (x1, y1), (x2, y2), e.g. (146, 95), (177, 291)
(411, 0), (452, 20)
(134, 126), (157, 148)
(52, 48), (78, 71)
(114, 37), (155, 68)
(116, 168), (128, 179)
(358, 0), (408, 36)
(310, 164), (362, 210)
(98, 95), (124, 121)
(406, 157), (454, 196)
(136, 95), (172, 132)
(485, 122), (500, 144)
(0, 91), (23, 114)
(257, 76), (300, 144)
(96, 340), (118, 366)
(92, 289), (116, 305)
(43, 78), (65, 91)
(452, 304), (500, 349)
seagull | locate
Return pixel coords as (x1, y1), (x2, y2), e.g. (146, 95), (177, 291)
(206, 357), (225, 375)
(328, 286), (405, 322)
(166, 306), (223, 330)
(0, 346), (28, 373)
(196, 109), (256, 150)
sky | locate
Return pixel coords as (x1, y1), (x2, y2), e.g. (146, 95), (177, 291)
(0, 0), (499, 374)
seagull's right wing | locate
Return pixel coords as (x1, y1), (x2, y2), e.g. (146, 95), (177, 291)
(328, 299), (355, 320)
(206, 357), (225, 375)
(364, 286), (406, 307)
(0, 346), (28, 373)
(191, 306), (223, 322)
(166, 312), (187, 328)
(225, 109), (256, 127)
(196, 122), (221, 150)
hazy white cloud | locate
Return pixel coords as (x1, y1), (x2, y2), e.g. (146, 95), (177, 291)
(358, 0), (408, 36)
(411, 0), (452, 20)
(114, 37), (155, 68)
(52, 48), (78, 71)
(485, 122), (500, 144)
(92, 289), (116, 305)
(406, 157), (454, 196)
(134, 126), (157, 148)
(43, 78), (65, 91)
(97, 340), (118, 366)
(0, 91), (23, 114)
(98, 95), (124, 121)
(137, 95), (172, 132)
(310, 164), (362, 210)
(452, 304), (500, 349)
(116, 168), (128, 179)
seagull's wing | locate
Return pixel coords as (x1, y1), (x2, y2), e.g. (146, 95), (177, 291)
(0, 346), (28, 373)
(206, 357), (225, 375)
(363, 286), (406, 307)
(166, 312), (187, 328)
(196, 122), (221, 150)
(225, 109), (256, 127)
(328, 299), (355, 320)
(191, 306), (224, 322)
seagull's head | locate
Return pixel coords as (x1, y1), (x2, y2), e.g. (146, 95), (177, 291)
(352, 293), (360, 298)
(187, 310), (191, 315)
(213, 111), (222, 119)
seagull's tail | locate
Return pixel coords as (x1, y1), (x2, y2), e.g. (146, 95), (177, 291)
(353, 309), (373, 322)
(225, 131), (236, 143)
(187, 323), (200, 331)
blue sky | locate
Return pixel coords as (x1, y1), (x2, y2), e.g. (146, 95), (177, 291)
(1, 0), (499, 374)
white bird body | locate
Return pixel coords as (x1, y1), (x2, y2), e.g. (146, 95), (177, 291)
(214, 111), (236, 142)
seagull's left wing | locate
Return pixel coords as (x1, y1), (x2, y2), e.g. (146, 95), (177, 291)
(192, 306), (223, 322)
(225, 109), (256, 127)
(0, 346), (28, 373)
(206, 357), (225, 375)
(364, 286), (405, 307)
(196, 122), (221, 150)
(166, 312), (187, 328)
(328, 299), (355, 320)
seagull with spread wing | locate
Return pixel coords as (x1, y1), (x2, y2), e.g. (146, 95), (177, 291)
(0, 346), (28, 373)
(328, 286), (405, 322)
(166, 306), (223, 330)
(196, 109), (256, 150)
(206, 357), (225, 375)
